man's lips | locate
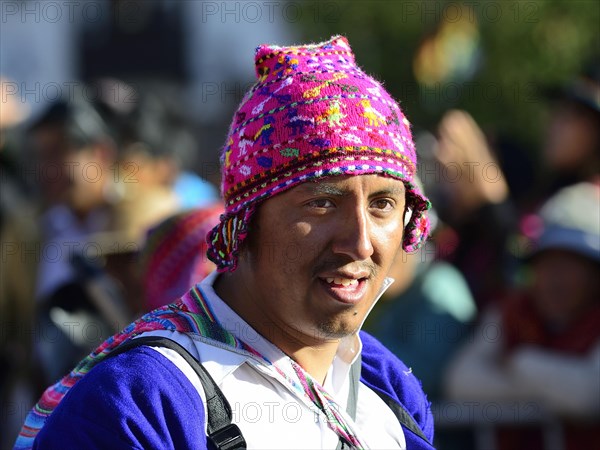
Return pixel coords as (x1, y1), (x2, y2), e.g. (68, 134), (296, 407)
(317, 276), (369, 304)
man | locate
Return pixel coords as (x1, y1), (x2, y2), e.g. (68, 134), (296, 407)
(16, 36), (434, 449)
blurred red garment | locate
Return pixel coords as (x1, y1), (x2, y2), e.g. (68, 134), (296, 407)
(140, 205), (223, 311)
(500, 291), (600, 450)
(503, 291), (600, 356)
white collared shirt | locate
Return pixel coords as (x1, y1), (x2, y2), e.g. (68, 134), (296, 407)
(141, 272), (406, 449)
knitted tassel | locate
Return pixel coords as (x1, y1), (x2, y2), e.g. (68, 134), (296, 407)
(403, 187), (432, 253)
(207, 206), (256, 272)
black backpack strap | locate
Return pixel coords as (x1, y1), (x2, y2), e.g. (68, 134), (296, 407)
(106, 336), (246, 450)
(372, 389), (430, 444)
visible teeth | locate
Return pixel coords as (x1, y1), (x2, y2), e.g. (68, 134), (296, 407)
(327, 277), (359, 286)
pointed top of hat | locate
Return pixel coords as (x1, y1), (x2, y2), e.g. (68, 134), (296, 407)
(253, 35), (356, 80)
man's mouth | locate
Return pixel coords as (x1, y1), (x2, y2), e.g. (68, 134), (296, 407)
(318, 275), (369, 304)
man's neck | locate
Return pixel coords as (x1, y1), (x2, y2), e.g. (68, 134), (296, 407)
(213, 272), (340, 384)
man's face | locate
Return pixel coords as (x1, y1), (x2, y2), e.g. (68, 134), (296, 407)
(239, 174), (406, 342)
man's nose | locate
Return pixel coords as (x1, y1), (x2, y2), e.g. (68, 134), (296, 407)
(331, 207), (375, 261)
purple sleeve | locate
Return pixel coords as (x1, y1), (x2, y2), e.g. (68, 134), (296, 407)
(360, 330), (436, 448)
(33, 347), (208, 450)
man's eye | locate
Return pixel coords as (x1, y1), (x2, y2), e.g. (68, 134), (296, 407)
(307, 198), (334, 209)
(371, 199), (394, 211)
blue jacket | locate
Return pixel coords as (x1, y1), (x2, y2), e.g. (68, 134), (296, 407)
(35, 331), (435, 449)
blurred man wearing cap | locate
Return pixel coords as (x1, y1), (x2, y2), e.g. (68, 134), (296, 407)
(18, 37), (434, 449)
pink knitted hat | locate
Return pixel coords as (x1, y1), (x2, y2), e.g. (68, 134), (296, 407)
(207, 36), (431, 271)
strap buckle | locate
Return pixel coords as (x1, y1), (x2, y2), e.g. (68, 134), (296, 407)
(207, 423), (246, 450)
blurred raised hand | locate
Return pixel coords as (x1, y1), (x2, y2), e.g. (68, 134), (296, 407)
(436, 109), (509, 216)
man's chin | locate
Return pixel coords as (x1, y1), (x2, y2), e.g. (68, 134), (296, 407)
(315, 318), (360, 340)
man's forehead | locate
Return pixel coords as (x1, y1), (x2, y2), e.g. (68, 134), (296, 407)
(293, 175), (406, 196)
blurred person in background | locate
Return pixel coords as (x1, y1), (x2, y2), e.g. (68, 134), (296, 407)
(0, 87), (124, 396)
(1, 79), (133, 446)
(541, 62), (600, 197)
(90, 185), (181, 317)
(444, 181), (600, 450)
(139, 204), (223, 312)
(36, 182), (180, 385)
(115, 88), (219, 209)
(1, 81), (185, 400)
(23, 88), (123, 304)
(24, 84), (190, 385)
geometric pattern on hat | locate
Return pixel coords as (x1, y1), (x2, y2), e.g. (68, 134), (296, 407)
(208, 36), (431, 272)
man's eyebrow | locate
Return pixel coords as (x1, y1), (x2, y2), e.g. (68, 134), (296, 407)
(295, 183), (405, 197)
(298, 183), (347, 196)
(370, 187), (406, 197)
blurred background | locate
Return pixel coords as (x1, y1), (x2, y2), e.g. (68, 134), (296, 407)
(1, 1), (598, 449)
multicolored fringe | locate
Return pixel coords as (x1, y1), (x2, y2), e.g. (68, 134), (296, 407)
(403, 187), (432, 253)
(206, 206), (255, 272)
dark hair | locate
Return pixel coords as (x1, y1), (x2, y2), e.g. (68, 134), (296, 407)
(124, 92), (197, 168)
(30, 84), (121, 151)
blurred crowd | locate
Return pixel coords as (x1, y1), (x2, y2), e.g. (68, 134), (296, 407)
(364, 63), (600, 450)
(1, 59), (599, 450)
(0, 79), (223, 447)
